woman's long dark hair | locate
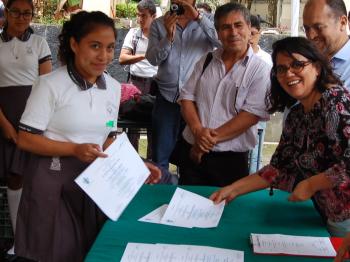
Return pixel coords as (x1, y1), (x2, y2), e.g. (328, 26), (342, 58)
(58, 11), (117, 65)
(267, 37), (342, 114)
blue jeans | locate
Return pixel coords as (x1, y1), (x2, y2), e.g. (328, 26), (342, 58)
(249, 122), (266, 174)
(151, 93), (182, 170)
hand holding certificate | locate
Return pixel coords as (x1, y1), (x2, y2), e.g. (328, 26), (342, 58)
(75, 133), (150, 221)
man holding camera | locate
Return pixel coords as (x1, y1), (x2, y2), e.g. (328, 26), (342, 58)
(146, 0), (220, 170)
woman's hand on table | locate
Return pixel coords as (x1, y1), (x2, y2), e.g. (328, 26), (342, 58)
(74, 143), (108, 163)
(210, 184), (238, 204)
(144, 162), (162, 184)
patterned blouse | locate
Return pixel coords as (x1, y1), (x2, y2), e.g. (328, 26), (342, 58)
(259, 85), (350, 222)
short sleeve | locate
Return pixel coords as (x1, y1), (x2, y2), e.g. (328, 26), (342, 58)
(240, 62), (271, 121)
(20, 76), (56, 132)
(122, 28), (136, 50)
(38, 37), (52, 64)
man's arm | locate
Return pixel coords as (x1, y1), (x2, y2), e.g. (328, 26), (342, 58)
(119, 48), (145, 65)
(145, 15), (176, 66)
(214, 111), (259, 143)
(196, 14), (221, 48)
(181, 100), (216, 151)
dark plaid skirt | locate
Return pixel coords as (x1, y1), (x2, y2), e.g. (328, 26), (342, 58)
(0, 86), (32, 178)
(15, 156), (107, 262)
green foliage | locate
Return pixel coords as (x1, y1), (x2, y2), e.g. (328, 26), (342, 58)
(34, 15), (67, 25)
(115, 3), (138, 18)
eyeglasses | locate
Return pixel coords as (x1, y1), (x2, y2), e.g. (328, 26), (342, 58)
(6, 8), (33, 19)
(274, 60), (312, 76)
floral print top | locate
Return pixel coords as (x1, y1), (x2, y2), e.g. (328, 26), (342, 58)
(259, 85), (350, 222)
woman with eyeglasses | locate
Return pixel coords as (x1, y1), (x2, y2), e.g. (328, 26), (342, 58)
(0, 0), (51, 257)
(210, 37), (350, 238)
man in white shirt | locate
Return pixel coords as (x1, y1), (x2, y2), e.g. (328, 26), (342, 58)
(177, 3), (270, 186)
(248, 14), (272, 174)
(119, 0), (157, 93)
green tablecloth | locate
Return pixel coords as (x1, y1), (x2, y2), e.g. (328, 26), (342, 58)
(86, 185), (332, 262)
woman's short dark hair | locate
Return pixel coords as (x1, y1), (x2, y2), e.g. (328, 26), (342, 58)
(5, 0), (34, 11)
(267, 37), (342, 113)
(58, 11), (117, 65)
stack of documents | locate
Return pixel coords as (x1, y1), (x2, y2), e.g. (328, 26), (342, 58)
(138, 187), (225, 228)
(121, 243), (244, 262)
(250, 233), (338, 258)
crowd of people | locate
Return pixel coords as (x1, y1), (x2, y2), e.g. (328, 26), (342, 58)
(0, 0), (350, 261)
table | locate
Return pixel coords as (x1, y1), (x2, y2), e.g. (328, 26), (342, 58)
(86, 185), (332, 262)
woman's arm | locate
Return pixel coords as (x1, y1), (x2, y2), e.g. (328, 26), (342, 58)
(0, 109), (17, 142)
(18, 131), (107, 163)
(39, 60), (52, 75)
(210, 174), (270, 204)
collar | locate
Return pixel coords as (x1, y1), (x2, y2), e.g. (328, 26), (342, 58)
(0, 27), (33, 42)
(332, 38), (350, 62)
(214, 45), (252, 66)
(67, 62), (106, 91)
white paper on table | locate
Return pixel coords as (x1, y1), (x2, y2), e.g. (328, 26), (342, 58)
(138, 204), (168, 223)
(121, 242), (244, 262)
(160, 188), (225, 228)
(75, 132), (150, 221)
(120, 243), (157, 262)
(250, 233), (337, 257)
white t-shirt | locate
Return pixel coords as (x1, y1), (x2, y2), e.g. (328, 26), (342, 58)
(256, 45), (272, 66)
(122, 28), (157, 78)
(0, 33), (51, 87)
(20, 66), (121, 148)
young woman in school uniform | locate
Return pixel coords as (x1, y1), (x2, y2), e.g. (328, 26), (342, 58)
(0, 0), (52, 257)
(15, 11), (161, 262)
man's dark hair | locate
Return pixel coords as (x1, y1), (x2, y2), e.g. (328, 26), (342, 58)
(267, 37), (342, 113)
(137, 0), (156, 16)
(214, 2), (250, 30)
(197, 3), (212, 13)
(250, 14), (260, 31)
(324, 0), (347, 18)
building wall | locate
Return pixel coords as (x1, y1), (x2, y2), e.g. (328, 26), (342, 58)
(82, 0), (116, 17)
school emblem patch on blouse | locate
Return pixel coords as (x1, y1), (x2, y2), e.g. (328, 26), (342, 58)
(50, 157), (61, 171)
(106, 101), (116, 116)
(26, 46), (33, 55)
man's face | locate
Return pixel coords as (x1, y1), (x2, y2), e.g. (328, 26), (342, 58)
(137, 8), (155, 30)
(303, 0), (347, 58)
(249, 26), (260, 49)
(217, 11), (251, 54)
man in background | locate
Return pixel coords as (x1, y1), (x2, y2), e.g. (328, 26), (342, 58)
(177, 3), (270, 186)
(248, 14), (272, 174)
(146, 0), (220, 170)
(303, 0), (350, 88)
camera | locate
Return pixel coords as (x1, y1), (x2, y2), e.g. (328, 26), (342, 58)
(170, 3), (185, 15)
